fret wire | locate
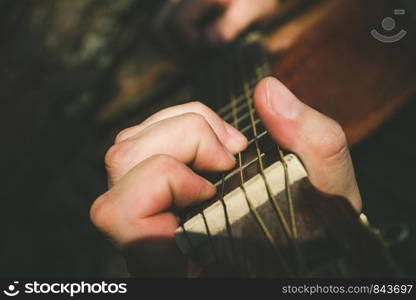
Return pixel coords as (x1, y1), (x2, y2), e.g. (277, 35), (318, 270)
(216, 78), (257, 116)
(216, 61), (269, 118)
(214, 151), (266, 187)
(211, 132), (284, 189)
(240, 117), (261, 135)
(246, 126), (267, 143)
(221, 99), (251, 123)
(255, 46), (297, 239)
(225, 108), (252, 129)
(240, 45), (293, 240)
(234, 45), (293, 276)
(216, 62), (270, 119)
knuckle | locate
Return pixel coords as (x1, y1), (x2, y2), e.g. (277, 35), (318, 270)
(90, 193), (112, 230)
(181, 111), (209, 130)
(104, 142), (129, 172)
(145, 154), (188, 181)
(187, 101), (211, 115)
(311, 120), (348, 159)
(114, 127), (134, 143)
(148, 154), (180, 174)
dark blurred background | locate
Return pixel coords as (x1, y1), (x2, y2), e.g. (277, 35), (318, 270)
(0, 0), (415, 277)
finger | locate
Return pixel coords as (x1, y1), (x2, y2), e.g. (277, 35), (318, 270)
(91, 154), (216, 244)
(173, 0), (226, 44)
(115, 101), (247, 153)
(106, 112), (245, 186)
(205, 0), (276, 44)
(90, 154), (215, 275)
(254, 77), (361, 211)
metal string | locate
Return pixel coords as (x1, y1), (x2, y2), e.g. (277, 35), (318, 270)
(215, 55), (241, 270)
(230, 45), (293, 276)
(181, 38), (299, 276)
(219, 174), (241, 270)
(238, 44), (293, 240)
(255, 44), (297, 238)
(254, 42), (309, 275)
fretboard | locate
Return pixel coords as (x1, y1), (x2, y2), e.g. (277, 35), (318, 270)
(182, 34), (289, 223)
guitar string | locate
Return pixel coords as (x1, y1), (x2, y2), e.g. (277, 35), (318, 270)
(255, 44), (297, 239)
(180, 40), (294, 276)
(219, 174), (241, 271)
(216, 54), (241, 271)
(239, 43), (293, 240)
(248, 39), (312, 274)
(230, 97), (248, 274)
(216, 61), (267, 120)
(254, 42), (309, 275)
(233, 43), (293, 276)
(213, 149), (267, 187)
(215, 79), (256, 116)
(197, 56), (229, 263)
(231, 74), (285, 276)
(227, 58), (252, 275)
(219, 92), (252, 120)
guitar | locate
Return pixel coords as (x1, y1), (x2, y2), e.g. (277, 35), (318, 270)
(95, 0), (416, 277)
(172, 0), (416, 277)
(175, 35), (399, 277)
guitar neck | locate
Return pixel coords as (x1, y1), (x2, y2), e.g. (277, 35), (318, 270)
(175, 35), (399, 278)
(184, 34), (287, 215)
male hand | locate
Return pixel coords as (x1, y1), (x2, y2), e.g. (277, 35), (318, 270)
(90, 77), (361, 276)
(157, 0), (280, 46)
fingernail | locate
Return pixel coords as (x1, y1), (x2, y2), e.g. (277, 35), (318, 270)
(224, 121), (248, 151)
(265, 77), (304, 119)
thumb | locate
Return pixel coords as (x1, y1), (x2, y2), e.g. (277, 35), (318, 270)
(254, 77), (361, 212)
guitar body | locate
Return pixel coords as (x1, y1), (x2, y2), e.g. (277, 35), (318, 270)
(176, 154), (400, 277)
(98, 0), (416, 146)
(264, 0), (416, 145)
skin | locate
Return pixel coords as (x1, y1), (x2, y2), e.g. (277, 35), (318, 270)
(159, 0), (280, 46)
(90, 77), (361, 277)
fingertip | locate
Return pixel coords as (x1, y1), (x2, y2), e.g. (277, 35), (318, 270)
(254, 76), (311, 156)
(200, 177), (218, 198)
(223, 121), (248, 153)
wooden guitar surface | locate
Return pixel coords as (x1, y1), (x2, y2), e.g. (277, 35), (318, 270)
(96, 0), (416, 148)
(264, 0), (416, 145)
